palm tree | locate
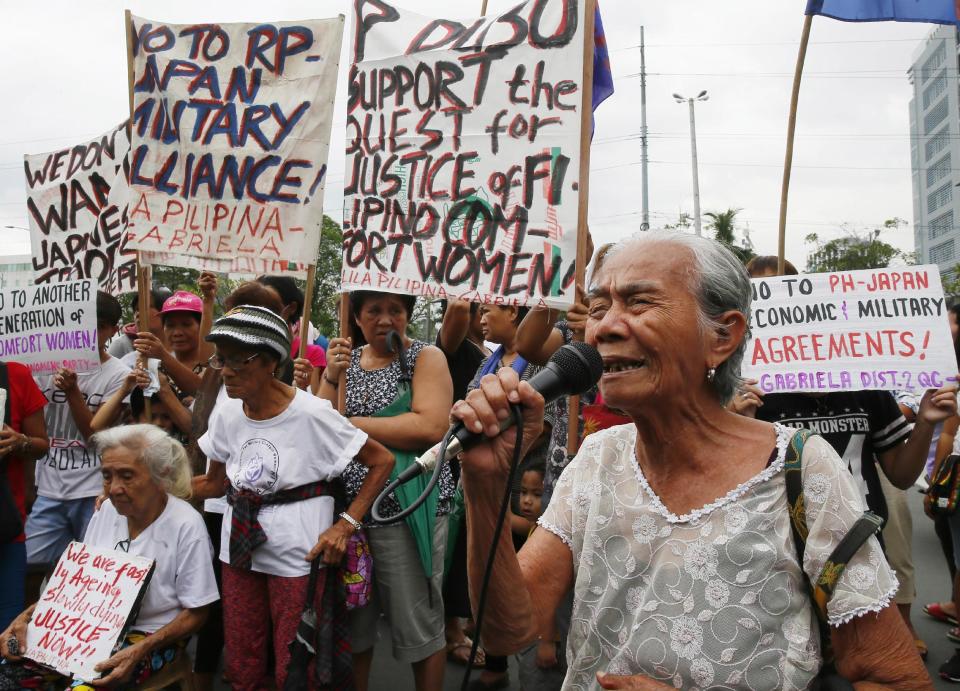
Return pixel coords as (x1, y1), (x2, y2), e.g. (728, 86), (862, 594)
(705, 208), (741, 245)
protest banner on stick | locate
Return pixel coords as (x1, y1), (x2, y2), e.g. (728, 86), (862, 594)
(25, 541), (154, 680)
(299, 264), (317, 360)
(0, 280), (99, 375)
(23, 123), (135, 295)
(741, 266), (957, 394)
(341, 0), (587, 310)
(566, 0), (596, 456)
(122, 13), (343, 277)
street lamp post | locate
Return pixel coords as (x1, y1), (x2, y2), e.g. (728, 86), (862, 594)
(673, 90), (709, 236)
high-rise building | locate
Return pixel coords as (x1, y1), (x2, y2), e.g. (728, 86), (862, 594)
(909, 26), (960, 275)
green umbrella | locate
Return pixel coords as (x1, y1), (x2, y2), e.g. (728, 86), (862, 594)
(373, 382), (438, 582)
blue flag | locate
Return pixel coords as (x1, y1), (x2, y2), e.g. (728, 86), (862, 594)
(591, 4), (614, 136)
(806, 0), (959, 24)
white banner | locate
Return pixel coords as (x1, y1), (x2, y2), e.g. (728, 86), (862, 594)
(341, 0), (586, 309)
(24, 124), (136, 294)
(0, 280), (99, 375)
(742, 266), (957, 394)
(25, 542), (154, 680)
(124, 15), (344, 273)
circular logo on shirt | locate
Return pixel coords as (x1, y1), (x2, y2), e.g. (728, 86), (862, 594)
(237, 438), (280, 494)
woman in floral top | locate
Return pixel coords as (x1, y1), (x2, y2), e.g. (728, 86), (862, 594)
(452, 232), (951, 690)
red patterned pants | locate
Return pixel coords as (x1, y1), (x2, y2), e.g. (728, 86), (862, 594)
(221, 564), (325, 691)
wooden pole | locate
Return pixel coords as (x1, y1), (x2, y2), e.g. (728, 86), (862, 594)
(125, 9), (152, 418)
(299, 265), (317, 360)
(777, 14), (813, 275)
(480, 0), (489, 16)
(337, 293), (350, 413)
(566, 0), (596, 457)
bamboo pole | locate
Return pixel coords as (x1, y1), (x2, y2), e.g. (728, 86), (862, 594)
(299, 265), (317, 360)
(480, 0), (489, 16)
(337, 293), (349, 413)
(566, 0), (596, 457)
(125, 9), (152, 418)
(777, 14), (813, 275)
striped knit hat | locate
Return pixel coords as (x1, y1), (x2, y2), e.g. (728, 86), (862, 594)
(205, 305), (291, 363)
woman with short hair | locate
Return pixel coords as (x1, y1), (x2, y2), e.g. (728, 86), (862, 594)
(0, 424), (218, 688)
(321, 290), (454, 691)
(193, 305), (394, 691)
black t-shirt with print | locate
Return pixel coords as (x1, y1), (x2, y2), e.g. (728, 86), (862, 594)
(756, 390), (912, 522)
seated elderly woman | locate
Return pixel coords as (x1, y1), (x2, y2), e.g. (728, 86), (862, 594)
(0, 424), (218, 689)
(454, 231), (951, 690)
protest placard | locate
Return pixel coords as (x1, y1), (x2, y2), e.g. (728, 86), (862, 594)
(341, 0), (587, 309)
(741, 266), (957, 394)
(24, 123), (136, 295)
(25, 542), (154, 680)
(0, 280), (99, 375)
(123, 15), (344, 275)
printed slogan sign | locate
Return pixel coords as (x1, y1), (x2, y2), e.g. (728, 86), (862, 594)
(24, 123), (136, 295)
(742, 266), (957, 394)
(341, 0), (586, 309)
(0, 280), (99, 375)
(125, 15), (344, 274)
(26, 542), (154, 680)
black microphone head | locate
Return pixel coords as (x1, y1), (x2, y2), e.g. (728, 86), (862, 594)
(548, 342), (603, 395)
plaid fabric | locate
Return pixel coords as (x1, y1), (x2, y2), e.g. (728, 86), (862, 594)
(315, 566), (354, 689)
(227, 480), (330, 569)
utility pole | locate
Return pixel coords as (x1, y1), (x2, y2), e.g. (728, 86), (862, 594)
(640, 26), (649, 231)
(673, 91), (709, 236)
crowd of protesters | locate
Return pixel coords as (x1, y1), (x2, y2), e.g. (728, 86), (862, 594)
(1, 233), (960, 690)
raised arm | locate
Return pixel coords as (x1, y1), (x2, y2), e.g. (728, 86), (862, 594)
(348, 346), (453, 451)
(90, 369), (142, 432)
(438, 299), (472, 354)
(197, 271), (218, 361)
(880, 382), (958, 489)
(455, 368), (574, 654)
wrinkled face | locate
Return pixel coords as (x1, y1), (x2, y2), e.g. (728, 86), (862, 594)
(215, 340), (277, 401)
(479, 306), (517, 345)
(355, 295), (409, 351)
(163, 313), (200, 355)
(518, 470), (544, 520)
(586, 243), (706, 414)
(101, 446), (165, 518)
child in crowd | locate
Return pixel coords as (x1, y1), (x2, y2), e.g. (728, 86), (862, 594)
(512, 459), (567, 691)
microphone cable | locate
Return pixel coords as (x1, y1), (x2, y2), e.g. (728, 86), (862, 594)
(370, 425), (451, 524)
(460, 403), (524, 691)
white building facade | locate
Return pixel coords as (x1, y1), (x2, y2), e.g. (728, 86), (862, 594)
(909, 26), (960, 275)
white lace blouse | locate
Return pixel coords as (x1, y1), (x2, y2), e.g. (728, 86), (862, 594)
(538, 423), (897, 691)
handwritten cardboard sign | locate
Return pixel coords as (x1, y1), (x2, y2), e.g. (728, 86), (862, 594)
(742, 266), (957, 394)
(123, 15), (344, 274)
(24, 123), (136, 295)
(340, 0), (586, 309)
(0, 280), (99, 375)
(26, 542), (154, 680)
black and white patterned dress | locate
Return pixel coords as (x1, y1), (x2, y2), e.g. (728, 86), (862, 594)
(341, 340), (455, 524)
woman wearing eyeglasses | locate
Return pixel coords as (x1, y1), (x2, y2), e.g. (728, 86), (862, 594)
(0, 425), (219, 689)
(191, 305), (394, 691)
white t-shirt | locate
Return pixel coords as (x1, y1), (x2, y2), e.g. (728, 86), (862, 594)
(539, 423), (897, 690)
(198, 388), (367, 577)
(202, 387), (230, 515)
(84, 496), (219, 633)
(35, 357), (130, 500)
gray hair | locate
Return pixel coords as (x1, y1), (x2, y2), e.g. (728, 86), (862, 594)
(600, 231), (752, 404)
(91, 424), (192, 500)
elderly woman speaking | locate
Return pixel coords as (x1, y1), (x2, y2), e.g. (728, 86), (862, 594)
(0, 424), (218, 688)
(453, 232), (950, 690)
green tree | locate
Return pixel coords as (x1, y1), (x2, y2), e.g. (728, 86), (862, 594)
(704, 208), (754, 264)
(805, 220), (910, 273)
(308, 215), (344, 338)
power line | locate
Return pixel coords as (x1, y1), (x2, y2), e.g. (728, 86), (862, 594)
(619, 38), (926, 50)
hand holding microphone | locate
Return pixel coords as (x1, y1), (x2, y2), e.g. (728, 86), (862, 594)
(373, 343), (603, 523)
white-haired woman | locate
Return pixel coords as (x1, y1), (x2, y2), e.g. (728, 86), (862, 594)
(453, 232), (954, 690)
(0, 424), (219, 689)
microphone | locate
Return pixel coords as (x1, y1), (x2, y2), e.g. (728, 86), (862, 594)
(395, 341), (604, 484)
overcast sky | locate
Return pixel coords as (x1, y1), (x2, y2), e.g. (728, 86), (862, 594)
(0, 0), (935, 267)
